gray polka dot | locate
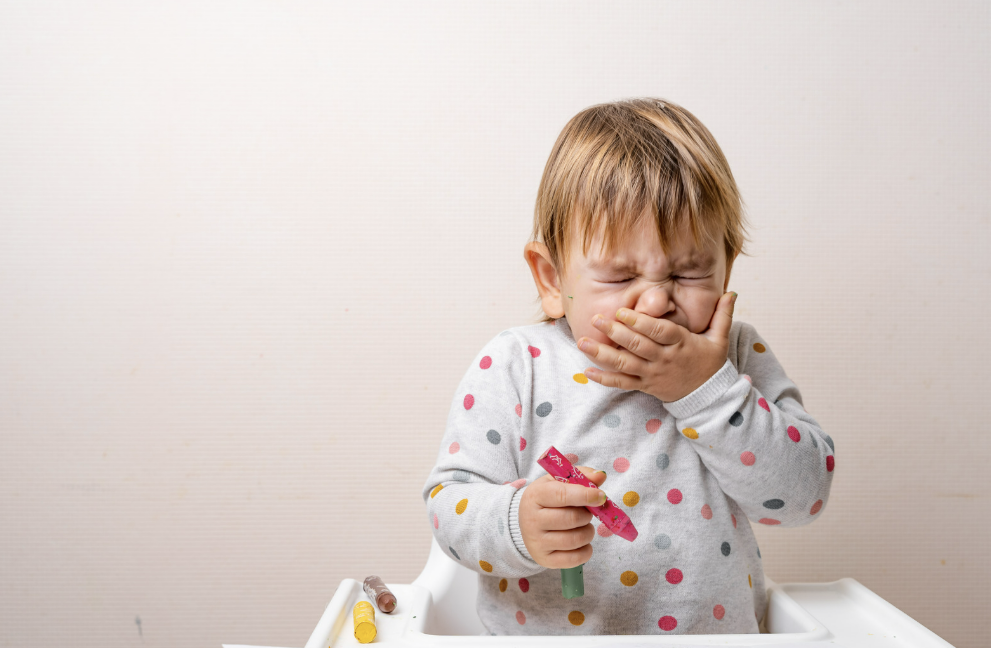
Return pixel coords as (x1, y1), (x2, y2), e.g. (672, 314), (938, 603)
(603, 414), (621, 428)
(653, 534), (672, 550)
(763, 499), (785, 510)
(535, 402), (553, 417)
(449, 546), (461, 560)
(811, 434), (818, 449)
(729, 412), (744, 427)
(656, 453), (670, 470)
(824, 434), (835, 452)
(497, 518), (505, 535)
(486, 429), (502, 445)
(721, 541), (731, 556)
(453, 470), (471, 482)
(757, 547), (762, 558)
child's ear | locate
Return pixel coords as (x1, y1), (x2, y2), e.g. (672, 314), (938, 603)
(524, 242), (566, 319)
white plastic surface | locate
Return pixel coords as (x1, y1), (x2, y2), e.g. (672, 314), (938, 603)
(294, 538), (955, 648)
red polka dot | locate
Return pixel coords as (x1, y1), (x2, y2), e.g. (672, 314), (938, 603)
(743, 374), (752, 383)
(518, 578), (530, 593)
(826, 456), (835, 472)
(667, 489), (683, 504)
(509, 478), (526, 489)
(658, 615), (678, 631)
(701, 504), (713, 520)
(740, 451), (756, 466)
(528, 345), (541, 358)
(759, 518), (781, 525)
(433, 514), (439, 529)
(480, 356), (492, 369)
(613, 457), (630, 472)
(713, 604), (725, 620)
(666, 568), (683, 584)
(732, 514), (737, 528)
(464, 394), (474, 410)
(565, 453), (579, 464)
(758, 397), (770, 411)
(810, 499), (823, 515)
(597, 523), (613, 537)
(646, 418), (662, 434)
(516, 610), (526, 625)
(787, 426), (801, 442)
(515, 404), (522, 417)
(449, 442), (460, 454)
(519, 437), (527, 451)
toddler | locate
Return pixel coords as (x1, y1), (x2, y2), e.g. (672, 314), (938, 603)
(423, 98), (835, 635)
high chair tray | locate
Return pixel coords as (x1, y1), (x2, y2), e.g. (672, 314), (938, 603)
(289, 539), (953, 648)
(295, 578), (952, 648)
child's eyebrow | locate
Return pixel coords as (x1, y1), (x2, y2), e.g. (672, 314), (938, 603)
(588, 259), (636, 272)
(676, 257), (714, 271)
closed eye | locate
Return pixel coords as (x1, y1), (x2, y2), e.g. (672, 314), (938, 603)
(604, 276), (708, 283)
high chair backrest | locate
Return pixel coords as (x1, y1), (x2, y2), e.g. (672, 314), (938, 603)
(411, 536), (487, 635)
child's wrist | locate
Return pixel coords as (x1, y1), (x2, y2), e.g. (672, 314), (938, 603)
(508, 486), (534, 561)
(663, 359), (738, 418)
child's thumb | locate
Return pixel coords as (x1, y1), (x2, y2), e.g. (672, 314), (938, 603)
(577, 466), (607, 487)
(707, 291), (737, 341)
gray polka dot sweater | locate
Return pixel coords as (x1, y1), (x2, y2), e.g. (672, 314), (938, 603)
(422, 317), (834, 635)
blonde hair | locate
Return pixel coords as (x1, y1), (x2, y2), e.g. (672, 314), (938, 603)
(531, 98), (750, 321)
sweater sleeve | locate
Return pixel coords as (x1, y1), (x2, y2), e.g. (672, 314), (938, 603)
(662, 321), (835, 528)
(422, 331), (544, 577)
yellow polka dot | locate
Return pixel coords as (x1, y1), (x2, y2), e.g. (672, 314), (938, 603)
(753, 342), (766, 353)
(499, 578), (507, 592)
(748, 574), (752, 588)
(620, 571), (638, 586)
(479, 560), (493, 573)
(573, 373), (589, 384)
(568, 611), (585, 626)
(456, 499), (468, 515)
(623, 491), (640, 507)
(430, 484), (444, 498)
(682, 428), (699, 439)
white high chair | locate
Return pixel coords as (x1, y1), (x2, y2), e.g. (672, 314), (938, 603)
(284, 537), (954, 648)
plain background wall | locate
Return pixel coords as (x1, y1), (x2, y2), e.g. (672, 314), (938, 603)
(1, 2), (988, 647)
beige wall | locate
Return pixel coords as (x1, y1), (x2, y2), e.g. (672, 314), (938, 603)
(1, 2), (987, 647)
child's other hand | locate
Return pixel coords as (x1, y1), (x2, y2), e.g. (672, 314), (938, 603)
(518, 467), (608, 570)
(579, 291), (737, 402)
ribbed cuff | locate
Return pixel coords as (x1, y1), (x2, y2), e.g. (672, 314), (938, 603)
(663, 359), (739, 419)
(508, 486), (534, 561)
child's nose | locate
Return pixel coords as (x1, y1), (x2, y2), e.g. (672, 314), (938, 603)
(633, 285), (676, 318)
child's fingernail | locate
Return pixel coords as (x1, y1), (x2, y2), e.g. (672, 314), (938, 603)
(578, 339), (592, 352)
(597, 491), (607, 506)
(731, 292), (738, 299)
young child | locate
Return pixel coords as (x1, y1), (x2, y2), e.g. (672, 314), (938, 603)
(422, 98), (835, 636)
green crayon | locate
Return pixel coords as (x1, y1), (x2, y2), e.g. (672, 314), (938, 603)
(561, 565), (584, 598)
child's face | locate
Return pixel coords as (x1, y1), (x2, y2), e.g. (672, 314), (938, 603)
(527, 219), (735, 354)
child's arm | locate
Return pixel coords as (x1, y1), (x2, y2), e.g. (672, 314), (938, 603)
(661, 321), (834, 527)
(423, 331), (582, 578)
(576, 295), (834, 527)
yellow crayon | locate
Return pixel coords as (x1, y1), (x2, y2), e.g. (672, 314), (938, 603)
(353, 600), (377, 643)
